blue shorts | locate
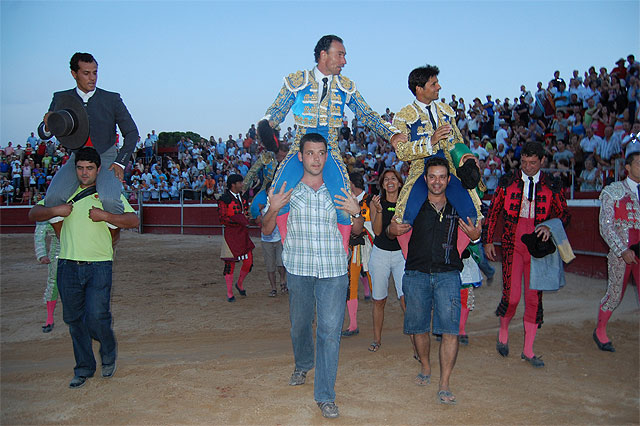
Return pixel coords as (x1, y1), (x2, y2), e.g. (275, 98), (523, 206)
(402, 270), (461, 335)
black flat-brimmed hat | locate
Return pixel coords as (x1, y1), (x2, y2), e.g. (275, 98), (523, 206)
(521, 232), (556, 258)
(47, 93), (89, 150)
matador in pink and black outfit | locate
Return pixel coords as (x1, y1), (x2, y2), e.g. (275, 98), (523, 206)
(484, 142), (570, 367)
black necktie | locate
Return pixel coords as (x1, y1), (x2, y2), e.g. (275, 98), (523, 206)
(320, 77), (328, 103)
(528, 177), (534, 201)
(427, 105), (437, 129)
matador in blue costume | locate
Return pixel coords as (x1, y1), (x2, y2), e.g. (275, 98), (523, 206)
(262, 34), (405, 251)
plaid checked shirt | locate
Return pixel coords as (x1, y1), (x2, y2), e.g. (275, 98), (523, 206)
(282, 182), (348, 278)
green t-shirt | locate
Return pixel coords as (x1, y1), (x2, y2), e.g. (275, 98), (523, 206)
(48, 187), (135, 261)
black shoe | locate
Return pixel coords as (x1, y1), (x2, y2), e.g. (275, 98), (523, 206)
(235, 283), (246, 297)
(459, 335), (469, 346)
(496, 335), (509, 357)
(102, 362), (117, 378)
(227, 296), (236, 303)
(593, 330), (615, 352)
(69, 376), (88, 389)
(42, 323), (54, 333)
(341, 328), (359, 337)
(521, 353), (545, 368)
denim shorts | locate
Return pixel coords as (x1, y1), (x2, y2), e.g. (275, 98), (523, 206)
(402, 269), (461, 335)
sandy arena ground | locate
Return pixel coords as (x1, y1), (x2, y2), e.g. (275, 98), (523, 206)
(1, 232), (638, 425)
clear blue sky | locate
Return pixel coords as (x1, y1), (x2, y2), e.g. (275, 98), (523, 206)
(1, 0), (638, 146)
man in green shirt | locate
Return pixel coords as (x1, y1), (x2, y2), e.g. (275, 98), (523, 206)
(29, 147), (138, 389)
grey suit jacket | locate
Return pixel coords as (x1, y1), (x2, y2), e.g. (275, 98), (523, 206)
(38, 88), (139, 166)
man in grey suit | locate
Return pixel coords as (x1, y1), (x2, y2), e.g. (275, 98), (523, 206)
(38, 52), (138, 229)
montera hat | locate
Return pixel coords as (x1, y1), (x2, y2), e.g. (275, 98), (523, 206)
(46, 93), (89, 150)
(521, 231), (556, 258)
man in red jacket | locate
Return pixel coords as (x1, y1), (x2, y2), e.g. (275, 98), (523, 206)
(484, 142), (570, 368)
(219, 174), (254, 302)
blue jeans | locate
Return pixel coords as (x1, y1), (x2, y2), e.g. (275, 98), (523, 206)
(287, 272), (348, 403)
(403, 270), (461, 335)
(57, 259), (116, 377)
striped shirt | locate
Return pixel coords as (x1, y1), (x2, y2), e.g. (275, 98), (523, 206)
(282, 182), (348, 278)
(596, 135), (622, 161)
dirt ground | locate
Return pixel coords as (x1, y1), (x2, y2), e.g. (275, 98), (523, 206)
(1, 232), (638, 425)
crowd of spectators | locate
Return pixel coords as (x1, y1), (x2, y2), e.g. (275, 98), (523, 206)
(2, 55), (639, 205)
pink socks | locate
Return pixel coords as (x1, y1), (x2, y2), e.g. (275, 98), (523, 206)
(596, 307), (613, 343)
(346, 299), (358, 331)
(523, 321), (538, 358)
(459, 307), (470, 335)
(499, 316), (511, 344)
(237, 270), (249, 290)
(224, 274), (234, 298)
(46, 300), (57, 325)
(361, 276), (371, 298)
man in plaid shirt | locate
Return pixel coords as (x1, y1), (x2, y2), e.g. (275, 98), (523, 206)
(262, 133), (363, 419)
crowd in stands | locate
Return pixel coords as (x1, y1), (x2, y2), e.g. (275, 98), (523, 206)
(2, 54), (639, 205)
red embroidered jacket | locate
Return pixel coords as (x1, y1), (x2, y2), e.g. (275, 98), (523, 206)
(219, 191), (254, 257)
(483, 170), (571, 323)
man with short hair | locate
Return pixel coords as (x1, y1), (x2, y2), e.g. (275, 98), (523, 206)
(553, 140), (575, 166)
(218, 174), (254, 302)
(484, 142), (570, 368)
(495, 119), (510, 151)
(144, 133), (154, 163)
(28, 147), (139, 388)
(393, 64), (484, 228)
(595, 126), (622, 167)
(580, 127), (603, 156)
(594, 150), (639, 352)
(37, 52), (138, 231)
(263, 35), (404, 249)
(389, 156), (482, 405)
(262, 133), (363, 419)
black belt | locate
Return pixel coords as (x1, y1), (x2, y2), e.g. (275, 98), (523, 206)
(63, 260), (93, 264)
(61, 259), (110, 265)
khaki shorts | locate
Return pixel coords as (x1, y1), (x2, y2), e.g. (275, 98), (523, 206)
(261, 240), (283, 272)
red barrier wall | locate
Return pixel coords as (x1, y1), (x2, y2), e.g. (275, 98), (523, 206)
(0, 202), (607, 277)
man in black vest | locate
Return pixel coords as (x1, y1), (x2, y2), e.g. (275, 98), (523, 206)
(38, 52), (138, 228)
(389, 156), (482, 405)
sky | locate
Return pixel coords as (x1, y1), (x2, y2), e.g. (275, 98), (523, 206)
(1, 0), (639, 146)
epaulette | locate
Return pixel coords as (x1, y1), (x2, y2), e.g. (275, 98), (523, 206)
(599, 181), (626, 202)
(284, 70), (310, 92)
(498, 171), (518, 188)
(541, 172), (563, 194)
(436, 101), (456, 118)
(337, 74), (356, 94)
(394, 103), (419, 125)
(219, 191), (233, 204)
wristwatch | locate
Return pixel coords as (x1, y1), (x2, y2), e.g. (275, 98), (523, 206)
(351, 212), (361, 218)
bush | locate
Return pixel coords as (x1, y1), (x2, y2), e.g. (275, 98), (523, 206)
(157, 131), (202, 148)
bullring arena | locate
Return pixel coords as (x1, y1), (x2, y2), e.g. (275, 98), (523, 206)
(1, 231), (638, 425)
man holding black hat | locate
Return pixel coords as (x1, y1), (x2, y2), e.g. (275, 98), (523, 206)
(484, 142), (570, 367)
(38, 52), (138, 233)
